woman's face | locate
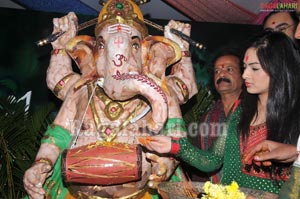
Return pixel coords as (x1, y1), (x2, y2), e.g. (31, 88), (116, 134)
(242, 47), (270, 95)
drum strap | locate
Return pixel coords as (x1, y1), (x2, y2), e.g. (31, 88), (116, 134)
(70, 81), (97, 149)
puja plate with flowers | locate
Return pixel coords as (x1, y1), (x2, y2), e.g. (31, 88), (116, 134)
(158, 181), (278, 199)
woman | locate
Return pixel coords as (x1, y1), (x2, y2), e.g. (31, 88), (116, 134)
(139, 32), (300, 194)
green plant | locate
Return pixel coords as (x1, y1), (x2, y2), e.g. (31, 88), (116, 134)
(183, 84), (213, 125)
(0, 96), (54, 198)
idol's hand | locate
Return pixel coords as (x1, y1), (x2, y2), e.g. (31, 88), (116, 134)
(145, 152), (178, 189)
(146, 153), (168, 188)
(51, 12), (78, 49)
(138, 136), (172, 154)
(23, 161), (52, 199)
(243, 140), (297, 166)
(164, 20), (191, 50)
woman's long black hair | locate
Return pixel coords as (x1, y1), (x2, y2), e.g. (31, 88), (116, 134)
(239, 32), (300, 145)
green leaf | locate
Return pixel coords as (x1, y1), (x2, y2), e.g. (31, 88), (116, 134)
(0, 96), (54, 197)
(183, 84), (213, 125)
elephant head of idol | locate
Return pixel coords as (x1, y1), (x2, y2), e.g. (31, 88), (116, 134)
(65, 0), (181, 133)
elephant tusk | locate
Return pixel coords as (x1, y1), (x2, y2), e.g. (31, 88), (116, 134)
(130, 105), (151, 123)
(96, 78), (104, 87)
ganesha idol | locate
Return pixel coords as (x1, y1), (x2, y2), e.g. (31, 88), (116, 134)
(23, 0), (197, 198)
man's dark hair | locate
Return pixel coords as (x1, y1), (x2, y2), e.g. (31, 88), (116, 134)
(208, 47), (244, 99)
(211, 47), (243, 73)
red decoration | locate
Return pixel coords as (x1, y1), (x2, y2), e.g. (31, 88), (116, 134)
(62, 142), (142, 185)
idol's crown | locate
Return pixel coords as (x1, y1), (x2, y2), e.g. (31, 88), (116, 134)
(95, 0), (148, 37)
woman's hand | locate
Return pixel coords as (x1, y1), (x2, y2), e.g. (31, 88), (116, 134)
(137, 136), (172, 154)
(243, 140), (297, 165)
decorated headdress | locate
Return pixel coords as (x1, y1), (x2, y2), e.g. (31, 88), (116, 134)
(95, 0), (148, 37)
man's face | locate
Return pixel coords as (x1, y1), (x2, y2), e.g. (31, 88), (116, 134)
(264, 12), (295, 39)
(214, 55), (243, 95)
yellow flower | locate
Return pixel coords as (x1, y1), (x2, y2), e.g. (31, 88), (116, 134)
(226, 181), (239, 192)
(201, 181), (246, 199)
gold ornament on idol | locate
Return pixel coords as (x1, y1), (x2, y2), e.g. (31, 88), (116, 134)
(95, 0), (148, 37)
(87, 82), (146, 142)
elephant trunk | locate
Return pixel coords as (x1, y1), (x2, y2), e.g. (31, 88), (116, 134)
(102, 71), (168, 133)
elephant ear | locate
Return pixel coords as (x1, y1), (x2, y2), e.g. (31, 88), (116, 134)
(142, 35), (182, 68)
(65, 35), (98, 76)
(65, 35), (98, 90)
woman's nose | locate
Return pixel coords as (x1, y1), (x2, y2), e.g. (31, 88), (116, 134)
(294, 23), (300, 39)
(242, 68), (248, 79)
(242, 67), (249, 79)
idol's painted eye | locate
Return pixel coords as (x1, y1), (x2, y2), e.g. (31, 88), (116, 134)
(132, 42), (140, 50)
(131, 36), (141, 50)
(98, 42), (105, 49)
(97, 37), (105, 49)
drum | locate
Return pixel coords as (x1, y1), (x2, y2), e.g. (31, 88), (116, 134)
(62, 141), (142, 185)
